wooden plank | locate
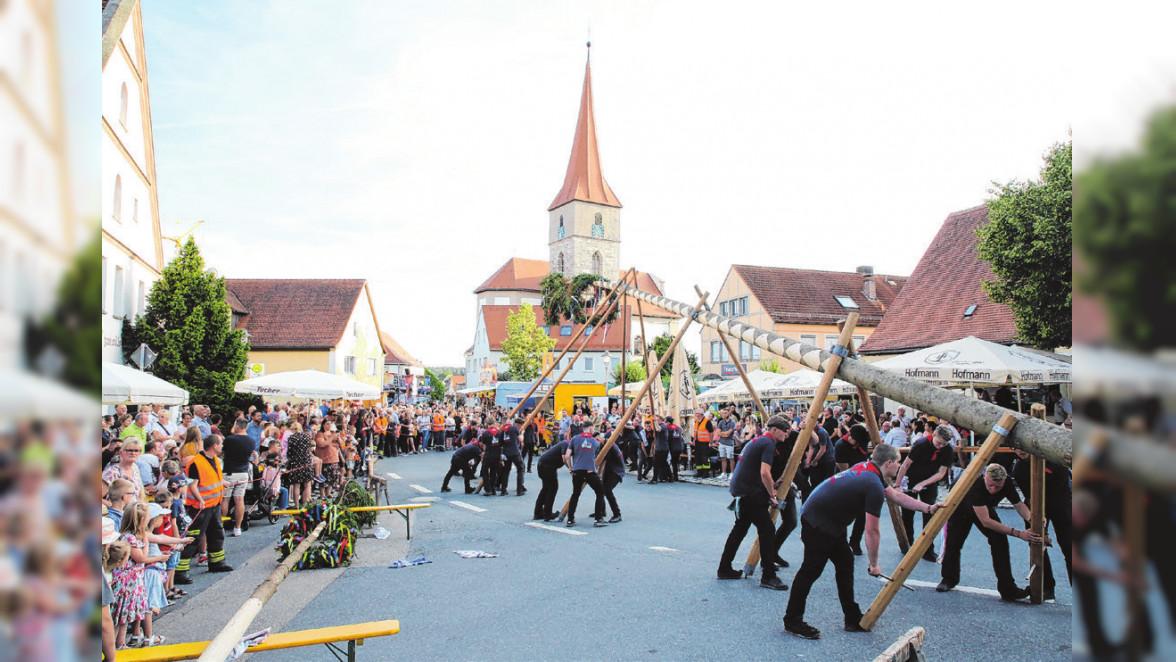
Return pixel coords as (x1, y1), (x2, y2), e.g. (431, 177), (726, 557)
(859, 412), (1019, 631)
(116, 620), (401, 661)
(1028, 403), (1047, 605)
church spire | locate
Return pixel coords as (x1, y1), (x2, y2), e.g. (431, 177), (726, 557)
(548, 53), (622, 211)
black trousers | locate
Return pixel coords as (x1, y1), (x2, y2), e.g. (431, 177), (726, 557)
(534, 465), (559, 519)
(602, 472), (622, 517)
(772, 487), (799, 559)
(524, 443), (536, 472)
(443, 459), (475, 492)
(1075, 570), (1116, 657)
(785, 520), (861, 626)
(719, 490), (778, 580)
(637, 446), (652, 480)
(568, 470), (605, 522)
(1025, 502), (1073, 593)
(669, 449), (682, 481)
(941, 508), (1018, 597)
(481, 454), (502, 492)
(901, 485), (939, 545)
(499, 454), (525, 492)
(802, 464), (834, 502)
(178, 503), (225, 572)
(653, 450), (671, 482)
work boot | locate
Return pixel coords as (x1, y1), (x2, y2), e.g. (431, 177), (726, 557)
(717, 567), (744, 580)
(1000, 586), (1031, 602)
(935, 581), (955, 592)
(783, 620), (820, 640)
(440, 486), (452, 493)
(207, 561), (234, 573)
(516, 487), (527, 496)
(173, 570), (192, 585)
(844, 622), (870, 633)
(608, 514), (622, 523)
(759, 576), (788, 591)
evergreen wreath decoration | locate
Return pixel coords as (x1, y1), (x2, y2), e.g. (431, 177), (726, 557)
(539, 273), (618, 327)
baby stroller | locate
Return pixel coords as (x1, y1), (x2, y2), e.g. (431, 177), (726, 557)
(232, 458), (283, 530)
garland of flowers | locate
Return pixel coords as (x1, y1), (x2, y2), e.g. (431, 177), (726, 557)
(277, 499), (360, 570)
(539, 273), (618, 327)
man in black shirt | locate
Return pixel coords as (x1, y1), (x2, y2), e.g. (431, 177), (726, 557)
(1010, 447), (1072, 601)
(477, 421), (502, 496)
(894, 424), (956, 561)
(600, 441), (625, 523)
(498, 418), (527, 496)
(717, 415), (792, 591)
(441, 438), (482, 494)
(833, 424), (871, 555)
(221, 419), (256, 537)
(651, 416), (672, 484)
(534, 439), (570, 521)
(665, 415), (684, 482)
(522, 412), (538, 473)
(937, 463), (1046, 600)
(800, 427), (835, 503)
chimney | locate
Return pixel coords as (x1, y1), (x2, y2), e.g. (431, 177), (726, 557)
(857, 265), (876, 300)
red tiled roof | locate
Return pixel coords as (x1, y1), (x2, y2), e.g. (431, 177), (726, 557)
(474, 258), (675, 318)
(859, 205), (1018, 354)
(225, 279), (365, 350)
(226, 289), (248, 315)
(731, 265), (906, 327)
(380, 331), (423, 368)
(482, 305), (641, 352)
(548, 62), (622, 211)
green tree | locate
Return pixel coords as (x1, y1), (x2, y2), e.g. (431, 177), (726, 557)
(25, 231), (102, 396)
(610, 359), (646, 385)
(758, 357), (783, 373)
(122, 237), (249, 417)
(976, 140), (1072, 350)
(425, 368), (445, 402)
(500, 303), (556, 381)
(650, 333), (700, 379)
(1075, 109), (1176, 350)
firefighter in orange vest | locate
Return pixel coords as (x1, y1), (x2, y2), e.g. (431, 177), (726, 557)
(175, 434), (233, 584)
(431, 409), (447, 451)
(695, 409), (716, 478)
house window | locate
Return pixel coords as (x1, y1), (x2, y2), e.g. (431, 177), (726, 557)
(137, 281), (146, 318)
(493, 296), (510, 305)
(539, 325), (549, 335)
(752, 343), (761, 360)
(118, 82), (128, 128)
(719, 301), (727, 317)
(963, 304), (977, 318)
(591, 251), (602, 274)
(113, 266), (125, 318)
(367, 358), (377, 376)
(584, 357), (594, 371)
(113, 175), (122, 221)
(353, 322), (359, 337)
(739, 296), (749, 315)
(799, 333), (817, 347)
(343, 356), (357, 375)
(710, 341), (721, 363)
(556, 253), (565, 274)
(560, 325), (572, 337)
(853, 335), (866, 349)
(834, 295), (859, 309)
(584, 325), (594, 337)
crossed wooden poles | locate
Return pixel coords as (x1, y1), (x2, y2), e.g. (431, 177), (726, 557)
(605, 278), (1072, 630)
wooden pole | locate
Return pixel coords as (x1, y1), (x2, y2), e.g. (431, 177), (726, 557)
(633, 276), (660, 419)
(603, 279), (1072, 469)
(519, 274), (633, 431)
(741, 315), (859, 575)
(841, 324), (910, 554)
(859, 412), (1019, 631)
(1071, 426), (1109, 489)
(555, 291), (709, 516)
(1028, 403), (1048, 604)
(196, 520), (328, 662)
(508, 268), (636, 424)
(270, 503), (430, 516)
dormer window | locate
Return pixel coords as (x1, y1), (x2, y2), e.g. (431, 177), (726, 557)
(963, 304), (977, 318)
(834, 295), (859, 309)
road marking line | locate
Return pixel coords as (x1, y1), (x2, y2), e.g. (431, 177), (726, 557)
(890, 578), (1001, 598)
(450, 501), (487, 513)
(409, 484), (432, 494)
(386, 472), (402, 480)
(525, 522), (587, 536)
(649, 546), (680, 553)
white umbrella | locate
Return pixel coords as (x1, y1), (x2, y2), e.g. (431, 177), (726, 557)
(0, 370), (97, 419)
(1072, 344), (1176, 399)
(759, 369), (858, 399)
(698, 370), (784, 404)
(871, 336), (1072, 385)
(234, 369), (381, 401)
(103, 362), (190, 405)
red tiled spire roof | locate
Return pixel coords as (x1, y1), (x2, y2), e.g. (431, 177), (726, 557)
(548, 61), (622, 211)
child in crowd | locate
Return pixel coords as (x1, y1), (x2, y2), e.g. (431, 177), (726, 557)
(340, 426), (357, 481)
(153, 490), (188, 601)
(261, 452), (289, 510)
(113, 503), (170, 649)
(102, 533), (130, 660)
(106, 478), (135, 531)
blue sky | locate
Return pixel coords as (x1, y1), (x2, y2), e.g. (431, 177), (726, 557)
(134, 1), (1093, 365)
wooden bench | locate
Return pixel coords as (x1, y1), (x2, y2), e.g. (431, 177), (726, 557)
(116, 619), (400, 662)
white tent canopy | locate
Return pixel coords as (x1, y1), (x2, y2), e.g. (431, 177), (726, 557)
(759, 369), (858, 399)
(103, 362), (190, 405)
(699, 370), (787, 404)
(0, 370), (97, 419)
(1072, 344), (1176, 400)
(871, 336), (1072, 386)
(234, 369), (381, 401)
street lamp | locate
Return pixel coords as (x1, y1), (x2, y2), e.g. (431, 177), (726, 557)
(602, 351), (612, 387)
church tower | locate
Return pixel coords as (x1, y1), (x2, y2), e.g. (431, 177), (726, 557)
(548, 48), (621, 279)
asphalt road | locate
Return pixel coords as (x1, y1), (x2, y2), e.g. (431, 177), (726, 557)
(154, 450), (1073, 661)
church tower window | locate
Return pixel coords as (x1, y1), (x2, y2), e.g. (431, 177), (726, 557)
(558, 215), (565, 239)
(591, 251), (602, 275)
(592, 212), (604, 238)
(556, 252), (565, 275)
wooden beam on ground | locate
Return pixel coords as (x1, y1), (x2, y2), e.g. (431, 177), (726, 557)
(1028, 404), (1048, 605)
(872, 626), (927, 662)
(196, 520), (328, 662)
(741, 314), (859, 575)
(555, 291), (709, 517)
(859, 412), (1019, 631)
(602, 280), (1073, 469)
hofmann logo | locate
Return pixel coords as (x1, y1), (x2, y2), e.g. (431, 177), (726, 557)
(1049, 371), (1070, 380)
(951, 369), (992, 381)
(905, 368), (940, 379)
(1020, 371), (1044, 382)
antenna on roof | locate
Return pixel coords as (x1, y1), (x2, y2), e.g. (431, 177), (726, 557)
(587, 24), (591, 62)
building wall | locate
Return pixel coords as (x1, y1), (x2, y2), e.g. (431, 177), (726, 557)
(245, 349), (329, 376)
(699, 268), (870, 376)
(548, 200), (620, 277)
(329, 283), (384, 388)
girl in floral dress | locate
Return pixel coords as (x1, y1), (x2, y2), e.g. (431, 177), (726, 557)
(113, 502), (171, 648)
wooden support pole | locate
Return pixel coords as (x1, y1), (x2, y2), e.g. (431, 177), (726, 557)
(741, 314), (859, 575)
(1028, 404), (1048, 605)
(859, 412), (1019, 631)
(633, 276), (661, 418)
(509, 268), (636, 425)
(196, 520), (328, 662)
(556, 291), (710, 516)
(519, 272), (635, 431)
(1071, 426), (1109, 489)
